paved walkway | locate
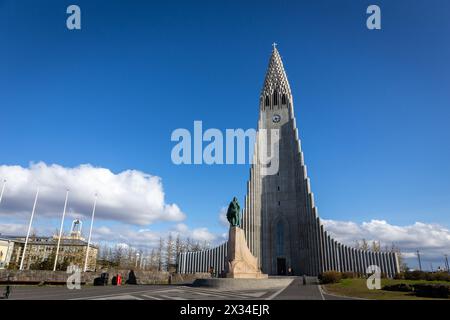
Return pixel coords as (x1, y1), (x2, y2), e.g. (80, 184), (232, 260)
(4, 284), (283, 300)
(2, 278), (355, 300)
(275, 278), (355, 300)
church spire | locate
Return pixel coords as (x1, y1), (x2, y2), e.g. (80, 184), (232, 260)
(261, 44), (291, 99)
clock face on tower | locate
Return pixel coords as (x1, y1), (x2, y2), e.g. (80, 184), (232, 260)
(272, 114), (281, 123)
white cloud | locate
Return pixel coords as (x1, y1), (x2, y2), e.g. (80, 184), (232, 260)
(91, 223), (221, 250)
(190, 227), (216, 243)
(0, 162), (185, 225)
(322, 219), (450, 262)
(93, 225), (162, 248)
(0, 223), (29, 236)
(218, 206), (228, 227)
(0, 163), (228, 252)
(95, 226), (114, 236)
(174, 223), (189, 233)
(174, 223), (217, 243)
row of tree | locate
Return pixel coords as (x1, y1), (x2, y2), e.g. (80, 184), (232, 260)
(11, 235), (409, 273)
(96, 237), (408, 272)
(97, 234), (211, 272)
(354, 239), (407, 271)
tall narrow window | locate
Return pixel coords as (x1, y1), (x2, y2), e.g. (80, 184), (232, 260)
(276, 221), (284, 256)
(265, 96), (270, 106)
(273, 90), (278, 105)
(281, 94), (287, 105)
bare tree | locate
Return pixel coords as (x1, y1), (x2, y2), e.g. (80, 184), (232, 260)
(107, 247), (113, 262)
(355, 239), (369, 250)
(113, 245), (124, 267)
(157, 237), (164, 271)
(185, 237), (193, 252)
(175, 235), (182, 257)
(166, 234), (176, 271)
(191, 241), (201, 252)
(372, 241), (381, 252)
(390, 243), (407, 272)
(99, 243), (109, 261)
(361, 239), (369, 250)
(148, 248), (157, 271)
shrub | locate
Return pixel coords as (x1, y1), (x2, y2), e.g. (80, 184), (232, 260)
(427, 272), (450, 282)
(394, 272), (405, 280)
(425, 273), (437, 281)
(414, 284), (450, 298)
(404, 270), (427, 281)
(319, 271), (342, 284)
(382, 283), (413, 292)
(404, 270), (450, 282)
(341, 272), (356, 279)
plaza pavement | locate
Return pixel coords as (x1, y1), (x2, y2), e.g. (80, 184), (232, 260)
(2, 278), (354, 300)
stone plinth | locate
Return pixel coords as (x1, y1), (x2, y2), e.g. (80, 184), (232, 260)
(192, 278), (292, 290)
(226, 226), (268, 279)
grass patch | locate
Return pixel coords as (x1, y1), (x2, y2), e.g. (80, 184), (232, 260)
(339, 279), (353, 287)
(323, 278), (449, 300)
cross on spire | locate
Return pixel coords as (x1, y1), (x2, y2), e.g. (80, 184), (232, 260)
(272, 42), (277, 49)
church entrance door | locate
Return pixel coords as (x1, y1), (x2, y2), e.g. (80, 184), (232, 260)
(277, 258), (286, 275)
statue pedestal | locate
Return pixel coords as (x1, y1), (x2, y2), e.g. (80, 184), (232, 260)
(226, 226), (268, 279)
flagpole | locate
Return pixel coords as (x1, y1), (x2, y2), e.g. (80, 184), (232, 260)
(53, 189), (69, 271)
(84, 193), (97, 272)
(0, 179), (6, 205)
(20, 187), (40, 271)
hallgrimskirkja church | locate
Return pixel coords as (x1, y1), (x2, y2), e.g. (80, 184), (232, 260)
(177, 46), (400, 277)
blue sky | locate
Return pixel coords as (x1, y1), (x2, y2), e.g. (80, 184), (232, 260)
(1, 1), (449, 267)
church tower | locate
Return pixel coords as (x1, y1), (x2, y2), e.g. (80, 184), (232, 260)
(240, 45), (400, 277)
(241, 45), (320, 275)
(177, 46), (400, 278)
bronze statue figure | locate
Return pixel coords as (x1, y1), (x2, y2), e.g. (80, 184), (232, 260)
(226, 197), (241, 227)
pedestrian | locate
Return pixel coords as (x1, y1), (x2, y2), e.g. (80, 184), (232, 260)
(4, 275), (11, 299)
(4, 285), (11, 299)
(302, 274), (307, 285)
(126, 269), (137, 285)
